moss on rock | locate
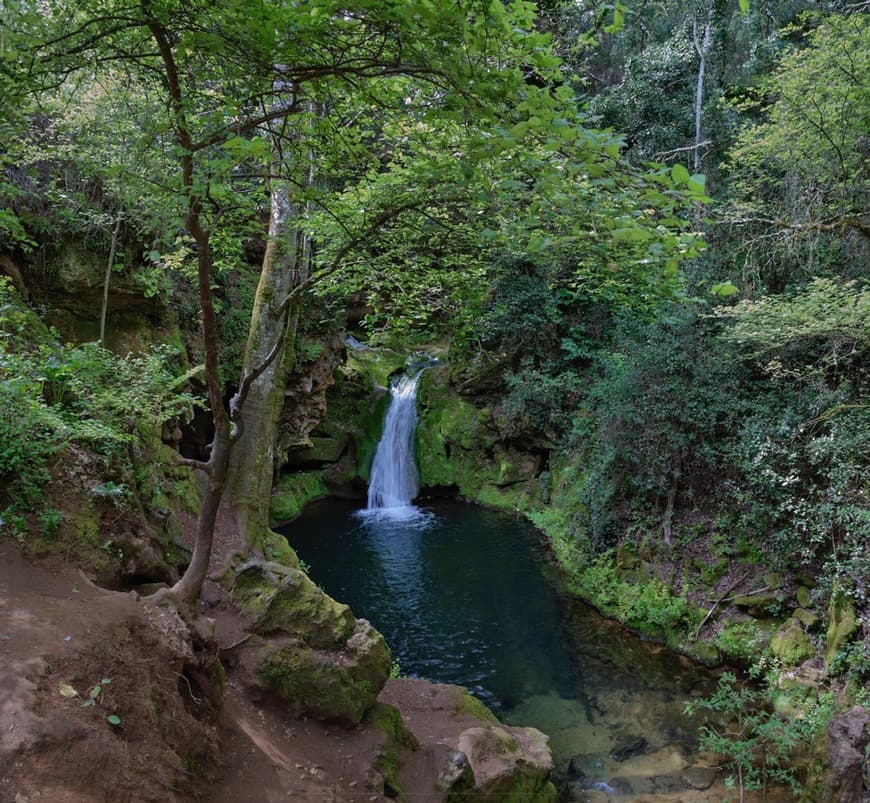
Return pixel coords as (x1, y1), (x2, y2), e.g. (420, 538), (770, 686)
(257, 621), (391, 725)
(415, 366), (542, 511)
(365, 702), (420, 797)
(449, 687), (499, 726)
(234, 558), (392, 725)
(269, 470), (330, 525)
(770, 617), (816, 666)
(231, 559), (356, 649)
(258, 530), (301, 568)
(451, 726), (556, 803)
(825, 591), (858, 666)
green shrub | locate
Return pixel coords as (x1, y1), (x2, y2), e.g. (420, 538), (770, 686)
(0, 280), (200, 538)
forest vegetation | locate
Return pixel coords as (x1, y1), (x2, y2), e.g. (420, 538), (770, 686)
(0, 0), (867, 800)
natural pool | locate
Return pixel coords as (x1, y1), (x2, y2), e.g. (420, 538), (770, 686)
(280, 497), (721, 798)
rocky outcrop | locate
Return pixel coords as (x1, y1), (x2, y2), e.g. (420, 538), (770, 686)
(276, 331), (346, 467)
(21, 238), (166, 353)
(380, 680), (556, 803)
(415, 365), (546, 511)
(230, 559), (392, 725)
(801, 705), (869, 803)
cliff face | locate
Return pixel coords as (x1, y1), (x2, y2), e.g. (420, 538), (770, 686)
(12, 240), (167, 353)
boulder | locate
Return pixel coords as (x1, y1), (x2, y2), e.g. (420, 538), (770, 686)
(682, 764), (718, 790)
(794, 607), (820, 629)
(231, 559), (355, 649)
(732, 591), (782, 617)
(453, 725), (555, 803)
(770, 617), (816, 666)
(801, 705), (869, 803)
(232, 559), (391, 725)
(256, 621), (391, 725)
(610, 736), (648, 762)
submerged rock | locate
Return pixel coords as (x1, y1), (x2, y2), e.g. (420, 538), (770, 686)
(609, 736), (648, 762)
(682, 764), (718, 790)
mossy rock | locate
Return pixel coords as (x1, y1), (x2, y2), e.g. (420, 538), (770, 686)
(257, 621), (391, 725)
(450, 687), (499, 726)
(365, 702), (420, 751)
(770, 618), (816, 666)
(825, 591), (858, 666)
(269, 470), (330, 525)
(796, 586), (812, 608)
(764, 572), (784, 590)
(231, 559), (355, 649)
(451, 726), (555, 803)
(732, 592), (782, 617)
(794, 607), (820, 629)
(365, 702), (419, 797)
(258, 530), (301, 569)
(690, 640), (721, 667)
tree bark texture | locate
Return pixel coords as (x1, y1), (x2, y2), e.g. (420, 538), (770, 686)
(226, 178), (308, 545)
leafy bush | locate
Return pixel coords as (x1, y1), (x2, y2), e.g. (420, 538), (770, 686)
(571, 308), (747, 540)
(684, 671), (829, 801)
(0, 280), (200, 534)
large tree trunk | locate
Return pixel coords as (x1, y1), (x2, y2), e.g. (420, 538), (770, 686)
(226, 178), (308, 546)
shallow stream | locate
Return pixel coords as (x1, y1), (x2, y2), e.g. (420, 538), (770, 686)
(280, 498), (720, 798)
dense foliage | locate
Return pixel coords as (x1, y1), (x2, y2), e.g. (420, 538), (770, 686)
(0, 0), (867, 715)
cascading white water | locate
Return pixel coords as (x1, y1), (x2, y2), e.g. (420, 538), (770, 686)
(366, 371), (425, 510)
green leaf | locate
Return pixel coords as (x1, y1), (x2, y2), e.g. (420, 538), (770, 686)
(89, 685), (101, 698)
(739, 0), (750, 14)
(671, 164), (691, 185)
(712, 282), (740, 298)
(611, 227), (651, 244)
(107, 714), (121, 726)
(604, 6), (625, 34)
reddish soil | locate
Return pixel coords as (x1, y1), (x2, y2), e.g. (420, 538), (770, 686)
(0, 533), (529, 803)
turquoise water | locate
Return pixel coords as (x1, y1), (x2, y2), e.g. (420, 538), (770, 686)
(279, 498), (716, 790)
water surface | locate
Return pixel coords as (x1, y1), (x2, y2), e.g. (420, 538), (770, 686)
(280, 498), (717, 794)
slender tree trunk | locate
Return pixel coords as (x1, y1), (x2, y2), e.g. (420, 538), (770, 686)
(692, 10), (712, 173)
(145, 3), (233, 610)
(99, 208), (122, 344)
(662, 485), (676, 545)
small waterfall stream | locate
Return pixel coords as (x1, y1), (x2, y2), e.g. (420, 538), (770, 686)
(366, 370), (425, 510)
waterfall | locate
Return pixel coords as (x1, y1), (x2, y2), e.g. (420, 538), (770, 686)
(367, 371), (425, 510)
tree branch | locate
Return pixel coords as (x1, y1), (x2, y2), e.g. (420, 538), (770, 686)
(719, 215), (870, 239)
